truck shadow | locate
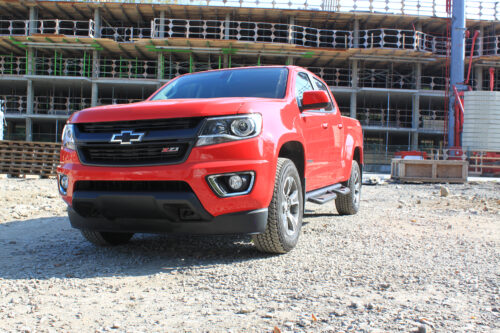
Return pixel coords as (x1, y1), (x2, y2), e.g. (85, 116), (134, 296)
(0, 216), (274, 281)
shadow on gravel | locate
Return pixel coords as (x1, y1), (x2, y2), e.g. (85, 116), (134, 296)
(304, 213), (338, 218)
(0, 216), (273, 281)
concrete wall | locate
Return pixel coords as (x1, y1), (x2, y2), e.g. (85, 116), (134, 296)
(463, 91), (500, 150)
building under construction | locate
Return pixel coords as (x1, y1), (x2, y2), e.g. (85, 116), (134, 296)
(0, 0), (499, 169)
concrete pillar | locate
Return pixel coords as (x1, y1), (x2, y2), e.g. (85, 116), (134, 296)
(288, 16), (295, 44)
(91, 82), (98, 107)
(478, 25), (484, 57)
(26, 79), (33, 141)
(91, 50), (99, 107)
(93, 8), (101, 38)
(415, 62), (422, 90)
(25, 46), (35, 142)
(28, 6), (38, 35)
(353, 17), (359, 48)
(26, 47), (33, 76)
(411, 94), (420, 150)
(411, 63), (421, 150)
(224, 13), (230, 40)
(159, 10), (165, 38)
(350, 59), (358, 119)
(157, 52), (164, 85)
(475, 66), (483, 91)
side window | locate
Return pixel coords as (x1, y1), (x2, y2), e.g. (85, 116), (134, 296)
(312, 77), (336, 112)
(295, 72), (314, 107)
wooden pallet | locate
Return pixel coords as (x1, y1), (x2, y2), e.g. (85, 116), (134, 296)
(391, 159), (468, 183)
(0, 140), (61, 177)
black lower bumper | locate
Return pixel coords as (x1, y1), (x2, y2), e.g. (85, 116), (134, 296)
(68, 191), (268, 234)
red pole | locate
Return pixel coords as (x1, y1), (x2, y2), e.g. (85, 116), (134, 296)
(465, 30), (480, 85)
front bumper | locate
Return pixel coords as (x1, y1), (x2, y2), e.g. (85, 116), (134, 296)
(58, 136), (276, 233)
(68, 191), (268, 234)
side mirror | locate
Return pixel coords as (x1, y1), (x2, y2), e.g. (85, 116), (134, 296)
(301, 90), (331, 111)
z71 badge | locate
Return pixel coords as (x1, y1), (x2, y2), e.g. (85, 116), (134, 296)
(161, 147), (180, 153)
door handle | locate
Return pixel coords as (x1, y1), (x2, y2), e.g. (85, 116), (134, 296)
(338, 123), (343, 129)
(322, 123), (329, 129)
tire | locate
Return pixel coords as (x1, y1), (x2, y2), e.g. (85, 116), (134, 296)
(252, 158), (303, 254)
(335, 160), (361, 215)
(80, 230), (134, 246)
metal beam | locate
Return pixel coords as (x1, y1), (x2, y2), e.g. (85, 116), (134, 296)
(102, 4), (119, 22)
(136, 5), (146, 23)
(37, 4), (58, 19)
(55, 3), (76, 20)
(448, 0), (466, 147)
(22, 42), (97, 50)
(121, 7), (133, 25)
(118, 44), (134, 59)
(71, 4), (88, 20)
(0, 4), (18, 18)
(134, 45), (148, 59)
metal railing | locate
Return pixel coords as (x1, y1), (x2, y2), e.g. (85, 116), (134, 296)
(0, 17), (499, 58)
(1, 95), (26, 114)
(97, 98), (142, 105)
(34, 55), (93, 77)
(358, 69), (416, 89)
(0, 55), (27, 75)
(307, 67), (351, 87)
(32, 19), (95, 37)
(0, 20), (29, 35)
(356, 107), (413, 128)
(100, 26), (151, 42)
(33, 96), (91, 115)
(2, 95), (143, 116)
(419, 109), (446, 131)
(99, 58), (157, 79)
(421, 75), (447, 90)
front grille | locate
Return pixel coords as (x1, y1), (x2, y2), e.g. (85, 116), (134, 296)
(79, 142), (189, 165)
(77, 117), (203, 133)
(74, 180), (192, 192)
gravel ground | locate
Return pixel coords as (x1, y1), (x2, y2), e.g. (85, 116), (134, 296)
(0, 177), (498, 332)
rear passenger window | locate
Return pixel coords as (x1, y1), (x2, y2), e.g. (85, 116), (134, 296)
(295, 72), (314, 107)
(312, 77), (336, 113)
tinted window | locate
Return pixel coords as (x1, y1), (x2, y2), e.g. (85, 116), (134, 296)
(312, 77), (335, 112)
(151, 68), (288, 100)
(295, 72), (314, 107)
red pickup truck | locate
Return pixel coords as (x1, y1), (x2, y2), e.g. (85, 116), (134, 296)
(57, 66), (363, 253)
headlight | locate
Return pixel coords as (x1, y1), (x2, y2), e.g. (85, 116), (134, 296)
(196, 114), (262, 147)
(61, 124), (76, 150)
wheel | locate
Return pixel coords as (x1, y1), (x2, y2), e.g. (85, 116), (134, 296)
(335, 160), (361, 215)
(252, 158), (303, 254)
(80, 230), (134, 246)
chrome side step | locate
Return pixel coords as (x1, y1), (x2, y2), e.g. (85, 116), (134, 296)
(305, 184), (350, 205)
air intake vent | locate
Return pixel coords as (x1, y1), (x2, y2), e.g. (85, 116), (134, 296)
(73, 180), (192, 193)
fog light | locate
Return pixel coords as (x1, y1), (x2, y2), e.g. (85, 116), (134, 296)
(207, 171), (255, 197)
(228, 175), (243, 190)
(58, 174), (69, 195)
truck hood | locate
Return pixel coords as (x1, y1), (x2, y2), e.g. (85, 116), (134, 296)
(70, 98), (283, 123)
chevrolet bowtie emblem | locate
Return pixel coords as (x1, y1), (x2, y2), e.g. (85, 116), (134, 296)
(110, 130), (145, 144)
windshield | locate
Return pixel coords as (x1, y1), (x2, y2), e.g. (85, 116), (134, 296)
(150, 67), (288, 100)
